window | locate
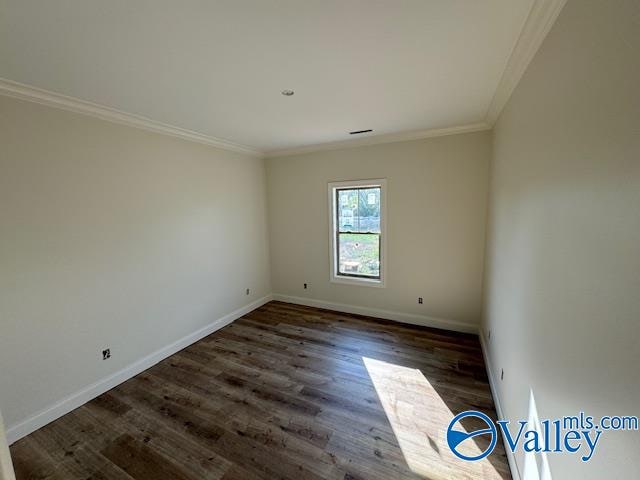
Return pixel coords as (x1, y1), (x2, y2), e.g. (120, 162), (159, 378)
(329, 179), (386, 286)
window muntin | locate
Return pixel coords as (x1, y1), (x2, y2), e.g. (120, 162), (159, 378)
(334, 184), (382, 280)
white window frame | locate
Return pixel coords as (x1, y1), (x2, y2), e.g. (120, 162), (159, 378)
(328, 179), (387, 288)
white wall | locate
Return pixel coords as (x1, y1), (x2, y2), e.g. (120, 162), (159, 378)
(0, 95), (271, 435)
(266, 132), (491, 330)
(483, 0), (640, 478)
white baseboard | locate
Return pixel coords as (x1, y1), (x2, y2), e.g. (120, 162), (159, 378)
(272, 294), (479, 334)
(6, 295), (273, 445)
(479, 331), (521, 480)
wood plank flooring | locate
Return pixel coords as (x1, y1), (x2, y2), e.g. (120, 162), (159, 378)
(10, 301), (511, 479)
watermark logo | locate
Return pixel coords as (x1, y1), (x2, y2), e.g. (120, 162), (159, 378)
(447, 410), (639, 463)
(446, 410), (497, 461)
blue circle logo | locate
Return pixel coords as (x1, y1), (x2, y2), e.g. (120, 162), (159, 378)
(446, 410), (497, 461)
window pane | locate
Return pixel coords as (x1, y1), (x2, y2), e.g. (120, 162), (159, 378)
(357, 187), (380, 233)
(338, 233), (380, 277)
(337, 189), (358, 232)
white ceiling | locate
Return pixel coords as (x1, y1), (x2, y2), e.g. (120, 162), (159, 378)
(0, 0), (535, 153)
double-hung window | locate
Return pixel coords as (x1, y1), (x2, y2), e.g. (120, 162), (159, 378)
(329, 179), (386, 287)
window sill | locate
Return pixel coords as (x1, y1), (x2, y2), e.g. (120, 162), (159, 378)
(330, 275), (385, 288)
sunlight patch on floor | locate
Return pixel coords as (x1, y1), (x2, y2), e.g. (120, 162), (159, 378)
(363, 356), (504, 479)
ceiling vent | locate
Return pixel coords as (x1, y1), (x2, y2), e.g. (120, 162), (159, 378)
(349, 129), (373, 135)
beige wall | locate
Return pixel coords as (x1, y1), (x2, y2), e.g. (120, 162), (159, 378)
(483, 0), (640, 478)
(0, 96), (271, 432)
(266, 132), (491, 329)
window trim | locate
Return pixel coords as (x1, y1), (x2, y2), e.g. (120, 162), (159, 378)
(328, 179), (387, 288)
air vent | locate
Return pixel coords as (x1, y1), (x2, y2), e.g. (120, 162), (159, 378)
(349, 129), (373, 135)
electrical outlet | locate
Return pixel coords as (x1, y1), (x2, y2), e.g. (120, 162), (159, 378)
(102, 349), (111, 360)
(501, 368), (504, 381)
(488, 329), (491, 340)
(418, 297), (423, 304)
(304, 283), (308, 290)
(246, 288), (250, 295)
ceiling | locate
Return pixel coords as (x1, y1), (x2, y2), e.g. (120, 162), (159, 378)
(0, 0), (536, 154)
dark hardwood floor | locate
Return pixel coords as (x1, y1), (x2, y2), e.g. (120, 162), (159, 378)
(10, 301), (511, 479)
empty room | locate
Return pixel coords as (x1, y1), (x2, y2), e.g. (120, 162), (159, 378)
(1, 1), (638, 479)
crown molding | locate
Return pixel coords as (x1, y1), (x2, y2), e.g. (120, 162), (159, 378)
(485, 0), (568, 125)
(0, 78), (262, 156)
(1, 0), (566, 159)
(264, 122), (491, 158)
